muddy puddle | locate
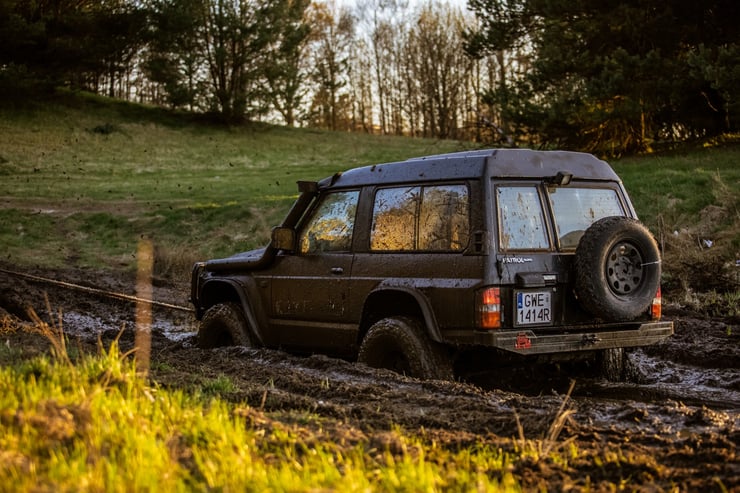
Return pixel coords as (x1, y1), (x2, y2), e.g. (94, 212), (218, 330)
(1, 265), (738, 490)
(22, 296), (740, 435)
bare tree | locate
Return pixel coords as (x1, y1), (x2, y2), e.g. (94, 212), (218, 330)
(408, 3), (472, 139)
(347, 38), (375, 132)
(305, 0), (355, 131)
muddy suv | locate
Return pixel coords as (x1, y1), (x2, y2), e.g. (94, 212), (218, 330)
(190, 149), (673, 380)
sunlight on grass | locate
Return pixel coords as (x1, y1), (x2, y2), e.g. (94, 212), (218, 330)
(0, 330), (527, 492)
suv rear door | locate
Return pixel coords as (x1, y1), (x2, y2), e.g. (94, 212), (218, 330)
(493, 181), (628, 329)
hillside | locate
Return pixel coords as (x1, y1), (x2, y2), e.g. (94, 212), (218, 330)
(0, 92), (738, 312)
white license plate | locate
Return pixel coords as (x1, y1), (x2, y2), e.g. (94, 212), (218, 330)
(516, 291), (552, 325)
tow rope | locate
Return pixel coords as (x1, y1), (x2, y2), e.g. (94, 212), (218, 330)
(0, 267), (194, 313)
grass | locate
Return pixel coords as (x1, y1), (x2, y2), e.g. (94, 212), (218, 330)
(0, 320), (531, 492)
(4, 310), (691, 492)
(614, 143), (740, 235)
(0, 92), (471, 273)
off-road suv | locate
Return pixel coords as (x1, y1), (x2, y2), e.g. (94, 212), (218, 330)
(190, 149), (673, 380)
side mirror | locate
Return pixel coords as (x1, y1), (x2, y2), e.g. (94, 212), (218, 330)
(271, 226), (296, 251)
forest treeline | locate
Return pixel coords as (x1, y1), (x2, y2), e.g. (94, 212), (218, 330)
(1, 0), (737, 155)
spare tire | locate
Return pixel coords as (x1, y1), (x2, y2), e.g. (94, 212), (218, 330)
(574, 216), (661, 321)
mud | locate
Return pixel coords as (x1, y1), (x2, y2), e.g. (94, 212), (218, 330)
(1, 264), (738, 491)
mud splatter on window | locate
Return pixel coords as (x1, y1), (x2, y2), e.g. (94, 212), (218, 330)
(371, 184), (469, 252)
(299, 191), (359, 253)
(497, 186), (549, 250)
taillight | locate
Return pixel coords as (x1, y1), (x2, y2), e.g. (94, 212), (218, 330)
(651, 286), (662, 320)
(478, 287), (501, 329)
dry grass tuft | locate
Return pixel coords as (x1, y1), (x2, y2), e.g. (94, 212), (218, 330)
(25, 293), (71, 365)
(516, 379), (577, 461)
(660, 170), (740, 308)
(0, 308), (19, 335)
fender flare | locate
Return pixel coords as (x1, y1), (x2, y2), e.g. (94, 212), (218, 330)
(363, 283), (444, 343)
(200, 277), (272, 346)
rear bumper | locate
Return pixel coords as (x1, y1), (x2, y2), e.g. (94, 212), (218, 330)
(472, 321), (674, 355)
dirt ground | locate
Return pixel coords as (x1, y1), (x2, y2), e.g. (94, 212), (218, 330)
(0, 264), (738, 491)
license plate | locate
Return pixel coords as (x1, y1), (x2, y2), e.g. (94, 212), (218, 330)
(516, 291), (552, 326)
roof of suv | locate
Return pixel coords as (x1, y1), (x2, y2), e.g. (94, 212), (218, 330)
(319, 149), (621, 189)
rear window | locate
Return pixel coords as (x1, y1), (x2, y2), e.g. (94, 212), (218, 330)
(496, 185), (625, 251)
(497, 186), (550, 250)
(547, 187), (625, 248)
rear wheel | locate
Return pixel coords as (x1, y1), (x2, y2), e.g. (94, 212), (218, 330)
(596, 348), (646, 383)
(198, 302), (254, 348)
(357, 316), (453, 380)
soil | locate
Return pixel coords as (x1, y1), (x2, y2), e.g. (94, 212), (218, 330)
(1, 264), (738, 491)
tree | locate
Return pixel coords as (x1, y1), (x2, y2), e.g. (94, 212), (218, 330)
(409, 3), (472, 139)
(143, 0), (207, 110)
(0, 0), (147, 99)
(201, 0), (284, 122)
(264, 0), (311, 126)
(687, 43), (740, 135)
(306, 1), (354, 131)
(466, 0), (740, 155)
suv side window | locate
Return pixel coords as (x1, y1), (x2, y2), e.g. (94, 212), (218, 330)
(497, 185), (549, 250)
(371, 184), (469, 252)
(299, 190), (360, 254)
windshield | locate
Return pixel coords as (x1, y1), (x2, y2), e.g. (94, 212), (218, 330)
(547, 187), (624, 248)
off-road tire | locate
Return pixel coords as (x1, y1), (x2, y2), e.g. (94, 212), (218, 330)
(357, 316), (453, 380)
(596, 348), (648, 383)
(575, 216), (661, 321)
(198, 302), (254, 348)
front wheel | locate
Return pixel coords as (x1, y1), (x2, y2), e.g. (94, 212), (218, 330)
(357, 317), (453, 380)
(198, 302), (254, 348)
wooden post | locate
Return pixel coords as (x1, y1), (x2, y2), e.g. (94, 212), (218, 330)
(135, 238), (153, 375)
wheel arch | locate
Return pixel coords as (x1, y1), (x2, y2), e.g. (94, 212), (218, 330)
(358, 287), (442, 345)
(199, 278), (270, 346)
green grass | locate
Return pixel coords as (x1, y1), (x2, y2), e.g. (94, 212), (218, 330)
(1, 92), (738, 287)
(614, 143), (740, 233)
(0, 333), (525, 492)
(0, 92), (471, 273)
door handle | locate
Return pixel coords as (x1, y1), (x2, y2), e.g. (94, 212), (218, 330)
(330, 267), (344, 275)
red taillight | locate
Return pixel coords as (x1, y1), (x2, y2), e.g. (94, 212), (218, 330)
(478, 287), (501, 329)
(651, 286), (662, 320)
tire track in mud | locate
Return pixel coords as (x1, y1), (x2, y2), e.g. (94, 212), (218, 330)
(1, 267), (738, 467)
(20, 299), (740, 485)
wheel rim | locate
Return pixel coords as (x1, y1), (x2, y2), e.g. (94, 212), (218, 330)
(605, 241), (644, 295)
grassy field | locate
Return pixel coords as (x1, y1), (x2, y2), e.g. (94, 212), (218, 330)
(0, 93), (472, 275)
(2, 92), (738, 285)
(0, 324), (523, 492)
